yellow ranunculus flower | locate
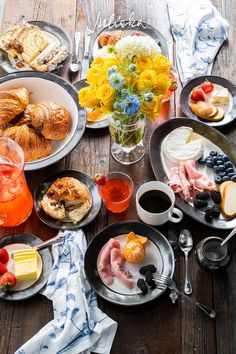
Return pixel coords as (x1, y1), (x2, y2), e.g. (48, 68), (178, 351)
(87, 67), (105, 87)
(78, 87), (100, 108)
(103, 58), (120, 70)
(126, 74), (137, 86)
(136, 57), (153, 72)
(101, 98), (113, 112)
(153, 54), (171, 74)
(97, 74), (109, 87)
(140, 95), (162, 121)
(154, 73), (171, 94)
(91, 57), (105, 68)
(136, 69), (157, 91)
(97, 84), (115, 101)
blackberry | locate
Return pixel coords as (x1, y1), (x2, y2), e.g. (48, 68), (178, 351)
(145, 271), (156, 288)
(195, 192), (210, 200)
(193, 199), (208, 209)
(137, 279), (148, 295)
(210, 190), (221, 204)
(211, 205), (221, 218)
(139, 264), (157, 275)
(205, 208), (213, 222)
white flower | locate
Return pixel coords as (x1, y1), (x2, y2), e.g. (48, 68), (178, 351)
(95, 46), (116, 58)
(115, 35), (161, 59)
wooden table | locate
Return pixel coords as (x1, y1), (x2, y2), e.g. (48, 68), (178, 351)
(1, 1), (236, 353)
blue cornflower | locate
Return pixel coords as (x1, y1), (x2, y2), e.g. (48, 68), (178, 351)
(107, 65), (117, 75)
(109, 73), (125, 89)
(144, 92), (154, 102)
(127, 63), (136, 73)
(124, 95), (140, 116)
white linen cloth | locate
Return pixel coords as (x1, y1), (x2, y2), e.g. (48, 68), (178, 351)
(15, 230), (117, 354)
(167, 0), (229, 85)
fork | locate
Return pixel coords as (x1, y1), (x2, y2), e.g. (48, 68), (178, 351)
(154, 274), (216, 318)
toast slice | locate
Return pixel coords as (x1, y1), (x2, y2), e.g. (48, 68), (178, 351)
(220, 181), (236, 218)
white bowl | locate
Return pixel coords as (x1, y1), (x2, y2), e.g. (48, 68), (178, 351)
(0, 71), (86, 170)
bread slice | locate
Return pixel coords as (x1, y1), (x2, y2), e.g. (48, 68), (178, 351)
(211, 107), (224, 122)
(221, 181), (236, 218)
(189, 101), (213, 117)
(219, 181), (232, 195)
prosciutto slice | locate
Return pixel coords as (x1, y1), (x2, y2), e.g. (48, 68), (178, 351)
(110, 248), (134, 289)
(169, 167), (183, 193)
(184, 160), (202, 179)
(179, 162), (191, 199)
(98, 238), (120, 285)
(192, 176), (216, 191)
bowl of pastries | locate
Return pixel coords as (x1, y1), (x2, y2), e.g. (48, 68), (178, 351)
(0, 71), (86, 170)
(34, 170), (102, 229)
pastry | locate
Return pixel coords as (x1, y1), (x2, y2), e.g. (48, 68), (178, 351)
(3, 124), (52, 161)
(0, 87), (29, 125)
(24, 101), (70, 140)
(189, 101), (214, 117)
(30, 43), (69, 72)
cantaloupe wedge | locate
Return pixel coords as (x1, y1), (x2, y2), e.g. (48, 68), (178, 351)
(220, 181), (236, 218)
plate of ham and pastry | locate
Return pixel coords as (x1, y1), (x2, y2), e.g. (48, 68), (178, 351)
(0, 20), (71, 73)
(0, 71), (86, 170)
(150, 118), (236, 229)
(84, 221), (174, 306)
(180, 75), (236, 127)
(34, 170), (102, 230)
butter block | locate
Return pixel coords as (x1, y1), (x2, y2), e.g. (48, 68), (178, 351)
(211, 87), (230, 105)
(13, 249), (38, 281)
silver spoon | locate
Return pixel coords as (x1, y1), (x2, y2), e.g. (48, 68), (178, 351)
(179, 229), (193, 295)
(221, 226), (236, 247)
(69, 31), (81, 73)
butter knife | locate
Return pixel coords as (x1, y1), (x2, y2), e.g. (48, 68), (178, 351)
(81, 28), (93, 80)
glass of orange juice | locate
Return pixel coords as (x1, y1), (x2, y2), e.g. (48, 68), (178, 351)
(0, 137), (33, 227)
(98, 172), (133, 213)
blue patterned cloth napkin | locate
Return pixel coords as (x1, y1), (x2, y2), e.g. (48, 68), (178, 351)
(15, 230), (117, 354)
(167, 0), (229, 85)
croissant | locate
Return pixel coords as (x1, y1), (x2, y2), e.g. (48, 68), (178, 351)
(3, 124), (52, 162)
(0, 87), (30, 125)
(24, 101), (70, 140)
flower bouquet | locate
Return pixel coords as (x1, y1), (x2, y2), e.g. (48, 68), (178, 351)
(79, 35), (176, 164)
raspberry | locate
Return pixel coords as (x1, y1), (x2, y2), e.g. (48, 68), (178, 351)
(210, 190), (221, 204)
(137, 279), (148, 295)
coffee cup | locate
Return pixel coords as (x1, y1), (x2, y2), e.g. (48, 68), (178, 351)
(136, 181), (183, 226)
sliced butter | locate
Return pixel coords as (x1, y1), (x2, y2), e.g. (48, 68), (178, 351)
(13, 249), (38, 281)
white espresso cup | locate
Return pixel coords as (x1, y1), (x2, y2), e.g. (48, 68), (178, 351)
(136, 181), (183, 226)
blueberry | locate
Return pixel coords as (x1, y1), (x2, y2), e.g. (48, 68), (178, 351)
(219, 171), (226, 177)
(226, 167), (234, 174)
(210, 151), (217, 157)
(206, 157), (212, 162)
(222, 175), (230, 182)
(216, 160), (223, 166)
(198, 158), (205, 165)
(225, 161), (233, 169)
(206, 161), (214, 168)
(222, 155), (229, 162)
(217, 153), (224, 159)
(212, 156), (218, 163)
(231, 175), (236, 182)
(213, 166), (220, 173)
(219, 165), (225, 171)
(228, 172), (235, 178)
(215, 176), (222, 184)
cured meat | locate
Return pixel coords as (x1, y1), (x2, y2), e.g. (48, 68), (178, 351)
(97, 238), (120, 285)
(192, 176), (216, 191)
(110, 248), (134, 289)
(179, 162), (191, 200)
(184, 160), (202, 179)
(169, 167), (183, 193)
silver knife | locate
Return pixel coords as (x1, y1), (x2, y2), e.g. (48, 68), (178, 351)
(81, 28), (93, 80)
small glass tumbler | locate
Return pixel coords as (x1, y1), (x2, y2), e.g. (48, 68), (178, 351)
(195, 236), (231, 272)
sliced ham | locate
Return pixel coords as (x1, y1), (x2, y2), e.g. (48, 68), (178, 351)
(179, 162), (191, 200)
(193, 176), (216, 191)
(184, 160), (202, 179)
(110, 248), (134, 289)
(98, 238), (120, 285)
(169, 167), (183, 193)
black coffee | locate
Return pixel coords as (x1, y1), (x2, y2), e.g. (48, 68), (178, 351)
(139, 190), (171, 213)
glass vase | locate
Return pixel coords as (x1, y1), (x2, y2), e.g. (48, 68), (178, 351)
(108, 111), (146, 165)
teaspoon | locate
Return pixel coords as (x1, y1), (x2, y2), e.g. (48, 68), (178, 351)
(179, 229), (193, 295)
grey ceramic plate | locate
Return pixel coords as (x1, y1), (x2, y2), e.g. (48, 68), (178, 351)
(85, 221), (175, 306)
(92, 21), (168, 59)
(180, 75), (236, 128)
(34, 170), (102, 230)
(0, 233), (52, 301)
(74, 80), (109, 129)
(0, 20), (72, 74)
(150, 118), (236, 229)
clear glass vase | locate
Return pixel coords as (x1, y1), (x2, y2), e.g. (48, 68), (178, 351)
(108, 111), (146, 165)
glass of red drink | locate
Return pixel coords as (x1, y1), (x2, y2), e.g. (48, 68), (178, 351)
(99, 172), (133, 213)
(0, 137), (33, 227)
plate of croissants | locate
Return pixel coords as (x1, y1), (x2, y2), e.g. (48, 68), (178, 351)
(0, 71), (86, 170)
(34, 170), (102, 229)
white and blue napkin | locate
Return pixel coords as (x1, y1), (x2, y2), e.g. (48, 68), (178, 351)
(15, 230), (117, 354)
(167, 0), (229, 85)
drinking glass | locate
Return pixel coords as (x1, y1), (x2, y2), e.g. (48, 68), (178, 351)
(98, 172), (133, 213)
(0, 137), (33, 227)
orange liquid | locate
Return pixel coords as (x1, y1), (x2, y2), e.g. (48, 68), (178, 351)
(99, 178), (132, 213)
(0, 164), (33, 227)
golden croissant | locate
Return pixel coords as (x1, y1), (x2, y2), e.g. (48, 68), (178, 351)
(24, 101), (70, 140)
(0, 87), (30, 125)
(3, 124), (52, 162)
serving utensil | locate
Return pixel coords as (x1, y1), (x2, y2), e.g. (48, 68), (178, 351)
(220, 226), (236, 246)
(179, 229), (193, 295)
(154, 273), (216, 318)
(81, 28), (93, 80)
(69, 31), (81, 73)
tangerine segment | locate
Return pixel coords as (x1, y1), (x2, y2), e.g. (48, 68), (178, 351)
(123, 240), (145, 263)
